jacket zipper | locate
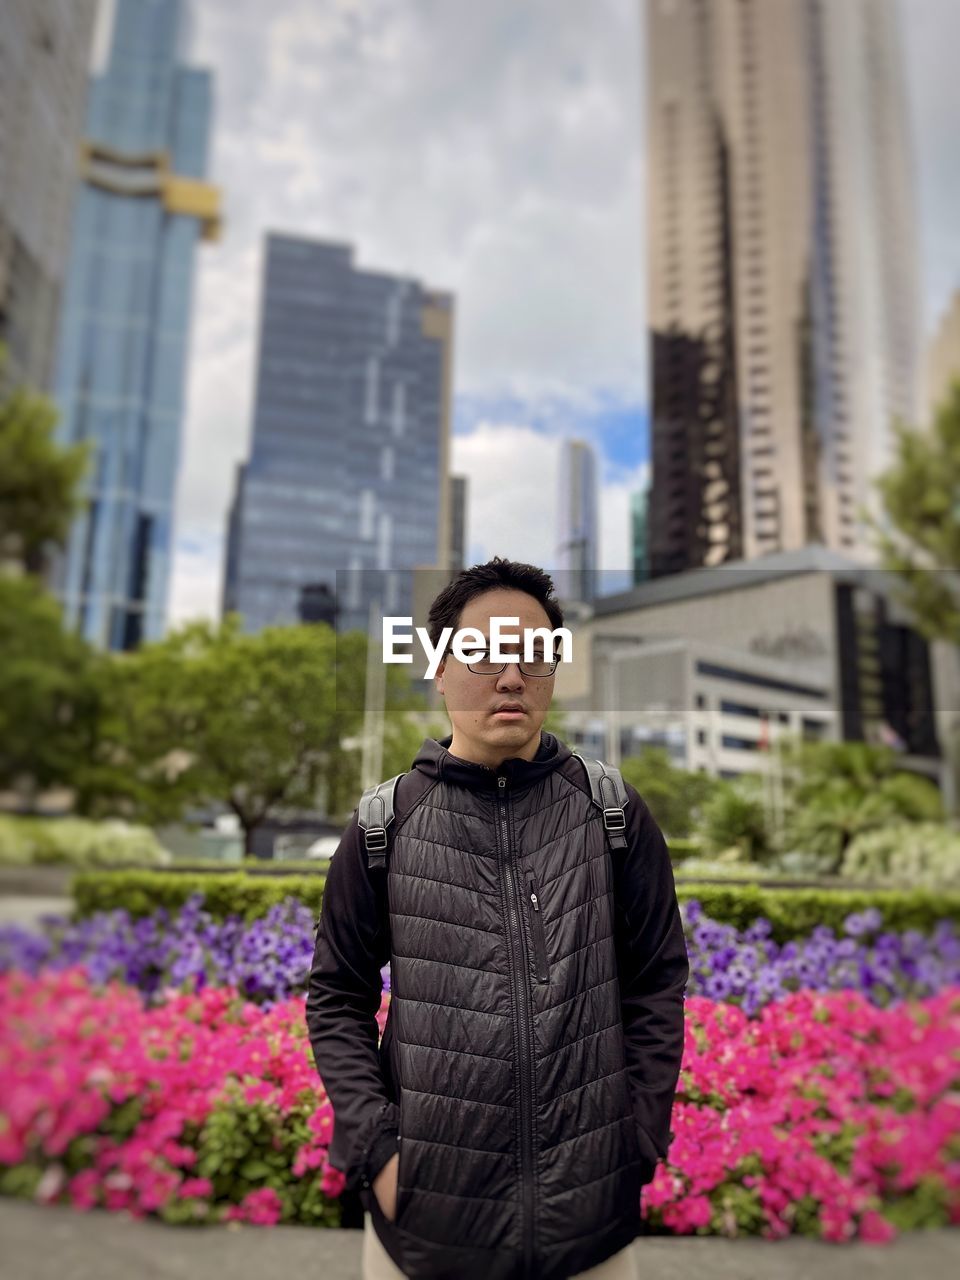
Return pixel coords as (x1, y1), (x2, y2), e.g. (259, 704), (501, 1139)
(497, 774), (536, 1277)
(527, 871), (550, 985)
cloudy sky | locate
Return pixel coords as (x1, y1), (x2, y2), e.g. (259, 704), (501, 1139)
(167, 0), (960, 624)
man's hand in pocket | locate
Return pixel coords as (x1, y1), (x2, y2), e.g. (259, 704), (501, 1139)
(373, 1151), (400, 1222)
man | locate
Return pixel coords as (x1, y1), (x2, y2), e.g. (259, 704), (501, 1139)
(306, 558), (689, 1280)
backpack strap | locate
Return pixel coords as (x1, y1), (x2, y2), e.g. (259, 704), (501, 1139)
(570, 753), (629, 851)
(357, 773), (405, 870)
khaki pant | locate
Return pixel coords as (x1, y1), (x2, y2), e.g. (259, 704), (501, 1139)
(362, 1212), (641, 1280)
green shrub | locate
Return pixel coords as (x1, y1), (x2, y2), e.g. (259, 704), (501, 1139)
(699, 777), (771, 862)
(840, 822), (960, 889)
(0, 815), (34, 865)
(674, 882), (960, 942)
(72, 869), (326, 921)
(0, 815), (171, 868)
(68, 868), (960, 941)
(664, 838), (702, 862)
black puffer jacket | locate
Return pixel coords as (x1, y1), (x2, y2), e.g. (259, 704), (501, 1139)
(306, 732), (689, 1279)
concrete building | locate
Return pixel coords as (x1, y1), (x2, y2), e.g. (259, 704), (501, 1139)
(48, 0), (220, 650)
(557, 438), (599, 604)
(223, 233), (454, 635)
(554, 545), (955, 810)
(925, 290), (960, 424)
(0, 0), (99, 391)
(645, 0), (920, 577)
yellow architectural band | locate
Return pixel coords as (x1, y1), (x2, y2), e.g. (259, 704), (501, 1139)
(161, 175), (222, 241)
(79, 142), (223, 242)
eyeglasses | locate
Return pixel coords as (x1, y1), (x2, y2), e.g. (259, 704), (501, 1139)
(464, 652), (558, 678)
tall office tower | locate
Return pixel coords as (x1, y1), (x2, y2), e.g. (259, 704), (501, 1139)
(0, 1), (99, 391)
(557, 439), (599, 603)
(631, 486), (650, 586)
(925, 290), (960, 424)
(646, 0), (920, 578)
(223, 234), (454, 635)
(50, 0), (220, 650)
(449, 474), (468, 573)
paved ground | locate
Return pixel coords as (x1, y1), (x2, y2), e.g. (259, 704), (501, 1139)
(2, 1200), (958, 1280)
(0, 894), (72, 929)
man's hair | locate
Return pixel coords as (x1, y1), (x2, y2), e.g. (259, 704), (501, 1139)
(426, 556), (565, 651)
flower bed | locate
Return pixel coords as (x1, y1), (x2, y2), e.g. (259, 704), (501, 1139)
(682, 901), (960, 1015)
(0, 896), (390, 1006)
(0, 969), (346, 1225)
(1, 968), (958, 1237)
(2, 895), (956, 1014)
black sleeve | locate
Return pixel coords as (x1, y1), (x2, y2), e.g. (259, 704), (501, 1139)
(304, 809), (399, 1191)
(613, 782), (689, 1168)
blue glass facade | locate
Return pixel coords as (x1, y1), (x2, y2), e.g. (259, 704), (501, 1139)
(50, 0), (218, 650)
(223, 234), (453, 635)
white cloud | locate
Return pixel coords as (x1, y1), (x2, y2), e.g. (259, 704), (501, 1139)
(452, 423), (562, 569)
(600, 459), (649, 579)
(451, 423), (648, 592)
(171, 0), (648, 624)
(167, 0), (958, 625)
(167, 534), (223, 627)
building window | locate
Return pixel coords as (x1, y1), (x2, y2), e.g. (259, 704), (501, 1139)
(365, 356), (379, 425)
(720, 699), (762, 718)
(386, 289), (402, 346)
(359, 489), (375, 539)
(377, 512), (392, 570)
(391, 381), (406, 436)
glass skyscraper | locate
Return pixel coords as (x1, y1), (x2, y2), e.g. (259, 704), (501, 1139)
(223, 233), (454, 636)
(50, 0), (220, 650)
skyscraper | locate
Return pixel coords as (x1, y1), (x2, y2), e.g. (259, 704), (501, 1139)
(557, 438), (599, 604)
(646, 0), (920, 578)
(49, 0), (220, 650)
(449, 474), (468, 573)
(630, 486), (649, 586)
(0, 0), (99, 391)
(223, 234), (454, 635)
(925, 290), (960, 424)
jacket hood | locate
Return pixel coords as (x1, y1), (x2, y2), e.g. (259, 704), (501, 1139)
(412, 731), (572, 792)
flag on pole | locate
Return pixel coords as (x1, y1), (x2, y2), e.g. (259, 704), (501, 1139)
(877, 720), (907, 752)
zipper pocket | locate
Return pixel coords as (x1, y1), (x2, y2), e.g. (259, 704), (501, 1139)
(527, 872), (550, 984)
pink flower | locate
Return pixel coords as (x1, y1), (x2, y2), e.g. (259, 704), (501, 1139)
(4, 971), (959, 1239)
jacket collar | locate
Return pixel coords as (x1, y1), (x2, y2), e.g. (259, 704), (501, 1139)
(412, 731), (571, 792)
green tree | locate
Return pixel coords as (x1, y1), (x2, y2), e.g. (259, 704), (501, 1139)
(699, 774), (770, 862)
(778, 738), (944, 873)
(865, 380), (960, 644)
(0, 576), (103, 803)
(0, 344), (89, 574)
(81, 618), (363, 851)
(865, 382), (960, 815)
(619, 746), (718, 839)
(84, 618), (428, 851)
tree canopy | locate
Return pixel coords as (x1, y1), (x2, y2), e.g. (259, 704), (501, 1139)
(0, 344), (89, 574)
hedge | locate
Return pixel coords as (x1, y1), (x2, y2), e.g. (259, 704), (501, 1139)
(68, 869), (960, 939)
(71, 870), (327, 922)
(674, 882), (960, 943)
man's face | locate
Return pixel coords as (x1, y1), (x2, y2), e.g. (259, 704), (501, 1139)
(435, 587), (557, 768)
